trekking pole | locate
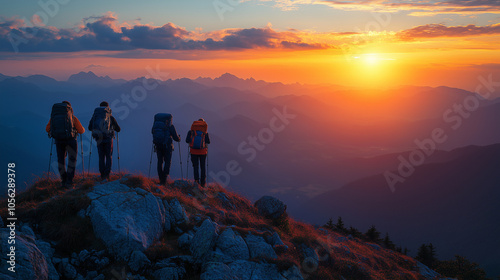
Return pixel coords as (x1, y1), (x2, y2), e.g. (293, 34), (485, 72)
(80, 134), (85, 177)
(47, 138), (54, 179)
(88, 137), (92, 176)
(186, 146), (190, 180)
(206, 146), (209, 185)
(116, 132), (121, 174)
(178, 142), (183, 180)
(148, 143), (153, 178)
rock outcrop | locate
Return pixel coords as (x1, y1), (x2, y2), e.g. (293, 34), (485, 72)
(254, 196), (287, 220)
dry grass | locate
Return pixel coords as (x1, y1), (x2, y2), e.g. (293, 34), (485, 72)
(2, 173), (428, 279)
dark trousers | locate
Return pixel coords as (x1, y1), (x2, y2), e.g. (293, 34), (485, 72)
(191, 154), (207, 186)
(55, 138), (78, 185)
(97, 140), (113, 178)
(156, 144), (172, 184)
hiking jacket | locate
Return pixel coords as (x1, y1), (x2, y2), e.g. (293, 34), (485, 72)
(185, 130), (210, 155)
(46, 116), (85, 137)
(88, 111), (121, 142)
(152, 125), (181, 151)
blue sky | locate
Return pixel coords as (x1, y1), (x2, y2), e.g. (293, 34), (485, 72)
(1, 0), (497, 33)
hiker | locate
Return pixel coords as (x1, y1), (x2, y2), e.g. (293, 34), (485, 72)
(46, 101), (85, 188)
(152, 113), (180, 185)
(88, 101), (121, 181)
(186, 118), (210, 187)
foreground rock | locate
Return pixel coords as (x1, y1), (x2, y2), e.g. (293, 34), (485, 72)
(190, 219), (219, 263)
(0, 227), (50, 280)
(86, 181), (180, 258)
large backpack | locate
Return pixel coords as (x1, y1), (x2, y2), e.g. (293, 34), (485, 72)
(152, 113), (172, 145)
(189, 120), (208, 150)
(91, 107), (113, 139)
(50, 103), (75, 139)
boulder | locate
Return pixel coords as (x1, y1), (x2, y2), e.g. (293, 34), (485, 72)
(416, 261), (441, 279)
(128, 250), (151, 273)
(59, 258), (77, 279)
(190, 219), (219, 263)
(163, 198), (189, 231)
(86, 181), (167, 257)
(216, 228), (250, 260)
(254, 196), (287, 219)
(299, 244), (319, 272)
(0, 228), (49, 280)
(153, 265), (186, 280)
(228, 260), (286, 280)
(37, 240), (60, 280)
(281, 265), (305, 280)
(201, 262), (237, 280)
(177, 232), (193, 250)
(244, 234), (278, 260)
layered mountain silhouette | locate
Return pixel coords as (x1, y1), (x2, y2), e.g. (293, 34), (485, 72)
(300, 144), (500, 277)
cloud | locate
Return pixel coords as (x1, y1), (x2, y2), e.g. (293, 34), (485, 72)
(249, 0), (500, 15)
(397, 23), (500, 40)
(0, 14), (324, 53)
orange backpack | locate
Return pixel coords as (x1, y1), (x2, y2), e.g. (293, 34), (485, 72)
(190, 120), (208, 154)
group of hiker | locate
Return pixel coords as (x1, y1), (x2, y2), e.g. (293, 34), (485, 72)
(46, 101), (210, 188)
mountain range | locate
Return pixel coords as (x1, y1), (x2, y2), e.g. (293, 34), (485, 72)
(0, 71), (499, 277)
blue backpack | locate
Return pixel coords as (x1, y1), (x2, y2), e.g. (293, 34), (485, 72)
(152, 113), (172, 145)
(91, 107), (113, 140)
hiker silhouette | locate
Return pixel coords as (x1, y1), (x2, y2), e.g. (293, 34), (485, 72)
(152, 113), (181, 185)
(186, 118), (211, 187)
(46, 101), (85, 188)
(88, 101), (121, 181)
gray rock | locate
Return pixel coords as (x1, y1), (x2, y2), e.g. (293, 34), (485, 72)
(216, 228), (250, 260)
(244, 234), (278, 260)
(153, 264), (186, 280)
(154, 255), (194, 270)
(254, 196), (287, 219)
(265, 232), (285, 247)
(37, 240), (60, 280)
(78, 249), (90, 263)
(163, 198), (189, 230)
(75, 274), (85, 280)
(59, 258), (78, 279)
(20, 224), (36, 241)
(299, 245), (319, 273)
(201, 262), (237, 280)
(94, 274), (105, 280)
(85, 271), (98, 280)
(86, 182), (167, 257)
(190, 219), (219, 263)
(128, 250), (151, 272)
(205, 248), (234, 263)
(416, 261), (441, 279)
(281, 265), (305, 280)
(0, 229), (49, 280)
(228, 260), (286, 280)
(178, 233), (193, 250)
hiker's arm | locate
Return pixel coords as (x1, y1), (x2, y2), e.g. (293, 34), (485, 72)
(185, 130), (191, 143)
(111, 116), (121, 132)
(73, 116), (85, 134)
(46, 120), (51, 133)
(170, 125), (181, 142)
(87, 117), (93, 131)
(205, 133), (211, 144)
